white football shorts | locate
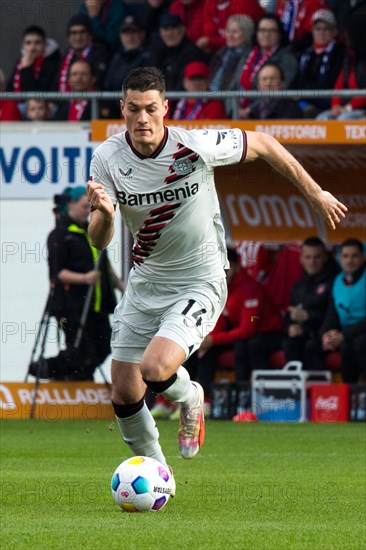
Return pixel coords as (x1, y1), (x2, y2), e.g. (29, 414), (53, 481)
(111, 271), (228, 364)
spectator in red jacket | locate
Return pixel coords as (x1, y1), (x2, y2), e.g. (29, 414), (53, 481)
(195, 248), (283, 395)
(171, 61), (227, 119)
(169, 0), (206, 47)
(316, 11), (366, 119)
(237, 14), (298, 113)
(198, 0), (264, 53)
(275, 0), (330, 56)
(0, 69), (21, 121)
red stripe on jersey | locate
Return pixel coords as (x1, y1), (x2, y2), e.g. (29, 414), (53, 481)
(149, 203), (180, 216)
(241, 131), (247, 163)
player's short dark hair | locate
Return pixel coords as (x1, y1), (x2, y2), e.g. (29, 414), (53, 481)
(302, 237), (326, 249)
(340, 238), (364, 253)
(23, 25), (46, 40)
(122, 67), (166, 98)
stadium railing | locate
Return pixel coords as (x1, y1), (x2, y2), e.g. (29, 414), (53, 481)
(1, 89), (365, 119)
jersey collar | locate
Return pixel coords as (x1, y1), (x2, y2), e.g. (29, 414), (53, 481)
(126, 127), (168, 159)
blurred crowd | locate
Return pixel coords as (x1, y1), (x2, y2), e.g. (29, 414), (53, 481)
(1, 0), (366, 122)
(151, 237), (366, 418)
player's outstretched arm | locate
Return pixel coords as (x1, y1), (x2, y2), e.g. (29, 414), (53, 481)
(87, 180), (115, 250)
(244, 131), (348, 230)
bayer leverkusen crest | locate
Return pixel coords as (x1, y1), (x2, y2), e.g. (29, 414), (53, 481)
(172, 159), (193, 175)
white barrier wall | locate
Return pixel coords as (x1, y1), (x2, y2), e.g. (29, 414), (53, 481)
(1, 123), (121, 382)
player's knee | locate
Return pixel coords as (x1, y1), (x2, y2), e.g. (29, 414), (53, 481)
(140, 357), (168, 382)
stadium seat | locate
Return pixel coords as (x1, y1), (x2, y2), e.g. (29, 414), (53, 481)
(263, 243), (303, 313)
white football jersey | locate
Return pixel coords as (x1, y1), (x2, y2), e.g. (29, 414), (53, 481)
(91, 126), (247, 283)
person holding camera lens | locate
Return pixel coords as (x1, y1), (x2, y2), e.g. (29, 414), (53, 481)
(29, 186), (124, 381)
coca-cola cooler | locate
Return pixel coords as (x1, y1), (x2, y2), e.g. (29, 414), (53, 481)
(252, 362), (331, 422)
(310, 384), (350, 422)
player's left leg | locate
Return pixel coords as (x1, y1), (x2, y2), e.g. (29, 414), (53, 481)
(141, 278), (227, 459)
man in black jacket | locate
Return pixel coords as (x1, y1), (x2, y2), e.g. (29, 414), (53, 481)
(283, 236), (340, 368)
(307, 238), (366, 382)
(247, 62), (303, 120)
(146, 13), (207, 93)
(54, 59), (95, 121)
(102, 16), (149, 118)
(56, 14), (111, 92)
(29, 186), (123, 380)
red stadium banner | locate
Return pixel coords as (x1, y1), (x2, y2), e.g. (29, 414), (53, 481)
(0, 382), (114, 420)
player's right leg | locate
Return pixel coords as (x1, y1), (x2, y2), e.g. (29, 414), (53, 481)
(111, 360), (176, 497)
(111, 359), (168, 466)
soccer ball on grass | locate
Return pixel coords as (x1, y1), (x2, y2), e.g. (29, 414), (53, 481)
(111, 456), (173, 512)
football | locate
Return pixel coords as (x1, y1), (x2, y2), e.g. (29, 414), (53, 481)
(111, 456), (173, 512)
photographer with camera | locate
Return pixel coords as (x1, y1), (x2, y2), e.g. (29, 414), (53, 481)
(29, 186), (124, 381)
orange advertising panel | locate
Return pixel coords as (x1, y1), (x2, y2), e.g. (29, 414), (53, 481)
(91, 119), (366, 144)
(216, 144), (366, 244)
(0, 382), (114, 420)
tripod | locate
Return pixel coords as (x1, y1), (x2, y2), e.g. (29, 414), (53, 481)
(26, 250), (111, 419)
(25, 287), (57, 383)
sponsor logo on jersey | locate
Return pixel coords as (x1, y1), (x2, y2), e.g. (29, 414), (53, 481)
(216, 131), (228, 145)
(116, 182), (199, 206)
(119, 167), (133, 177)
(172, 158), (193, 176)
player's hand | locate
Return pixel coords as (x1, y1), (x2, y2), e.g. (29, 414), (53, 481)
(87, 180), (114, 217)
(312, 190), (348, 230)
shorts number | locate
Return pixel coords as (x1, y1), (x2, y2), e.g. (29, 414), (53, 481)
(181, 299), (207, 327)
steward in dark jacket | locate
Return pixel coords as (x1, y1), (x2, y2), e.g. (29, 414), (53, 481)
(29, 187), (122, 381)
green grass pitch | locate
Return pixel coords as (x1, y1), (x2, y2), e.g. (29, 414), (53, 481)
(1, 419), (365, 550)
